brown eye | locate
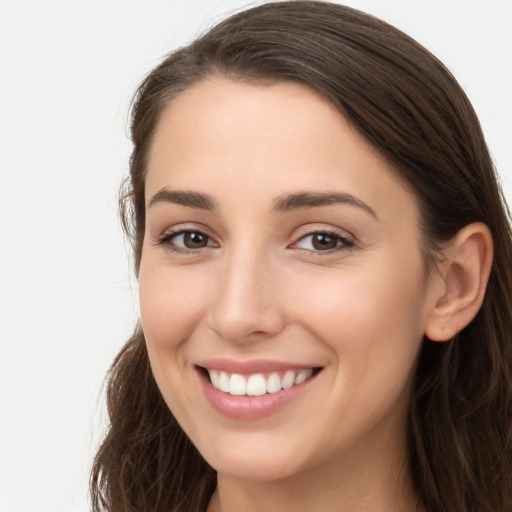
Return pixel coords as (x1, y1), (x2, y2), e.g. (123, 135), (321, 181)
(293, 231), (354, 253)
(311, 233), (338, 250)
(182, 231), (209, 249)
(157, 230), (214, 251)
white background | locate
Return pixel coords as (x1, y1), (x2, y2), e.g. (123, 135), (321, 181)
(0, 1), (510, 511)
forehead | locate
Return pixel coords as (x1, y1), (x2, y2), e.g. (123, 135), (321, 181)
(145, 77), (417, 221)
(148, 78), (349, 168)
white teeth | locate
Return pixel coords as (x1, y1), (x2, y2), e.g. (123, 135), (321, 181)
(229, 373), (246, 395)
(209, 369), (220, 388)
(294, 369), (313, 385)
(207, 368), (316, 396)
(247, 374), (267, 396)
(281, 371), (295, 390)
(219, 371), (230, 392)
(266, 372), (281, 394)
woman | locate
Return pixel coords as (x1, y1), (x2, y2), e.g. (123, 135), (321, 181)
(90, 2), (512, 511)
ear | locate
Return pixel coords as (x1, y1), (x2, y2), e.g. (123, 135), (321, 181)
(425, 222), (493, 342)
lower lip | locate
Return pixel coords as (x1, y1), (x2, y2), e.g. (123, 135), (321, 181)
(197, 369), (319, 420)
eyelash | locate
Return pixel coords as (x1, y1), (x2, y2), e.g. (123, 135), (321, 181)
(292, 230), (355, 254)
(154, 229), (216, 254)
(154, 229), (355, 255)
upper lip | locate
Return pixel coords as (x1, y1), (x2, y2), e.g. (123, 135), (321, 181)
(196, 358), (322, 374)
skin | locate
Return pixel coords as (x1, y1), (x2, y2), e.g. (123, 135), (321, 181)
(138, 78), (450, 512)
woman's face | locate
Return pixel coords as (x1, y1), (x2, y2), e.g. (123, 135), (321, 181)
(139, 78), (439, 482)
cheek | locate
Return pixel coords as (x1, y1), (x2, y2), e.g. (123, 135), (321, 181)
(316, 239), (423, 320)
(290, 255), (427, 376)
(286, 260), (426, 443)
(138, 262), (210, 350)
(138, 260), (212, 427)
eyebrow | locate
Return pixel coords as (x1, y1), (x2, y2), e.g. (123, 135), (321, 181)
(147, 188), (377, 219)
(272, 192), (378, 219)
(148, 189), (216, 210)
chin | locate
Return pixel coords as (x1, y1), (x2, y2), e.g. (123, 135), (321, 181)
(195, 431), (315, 482)
(209, 456), (304, 482)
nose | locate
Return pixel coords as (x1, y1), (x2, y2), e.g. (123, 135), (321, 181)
(206, 247), (286, 343)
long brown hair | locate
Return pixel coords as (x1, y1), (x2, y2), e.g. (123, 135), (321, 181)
(90, 2), (512, 511)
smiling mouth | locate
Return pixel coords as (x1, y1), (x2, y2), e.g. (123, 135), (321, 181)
(200, 367), (322, 396)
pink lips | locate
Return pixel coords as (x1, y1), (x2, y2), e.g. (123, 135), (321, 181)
(196, 358), (321, 420)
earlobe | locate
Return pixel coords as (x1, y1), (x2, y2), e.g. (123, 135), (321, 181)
(425, 222), (493, 342)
